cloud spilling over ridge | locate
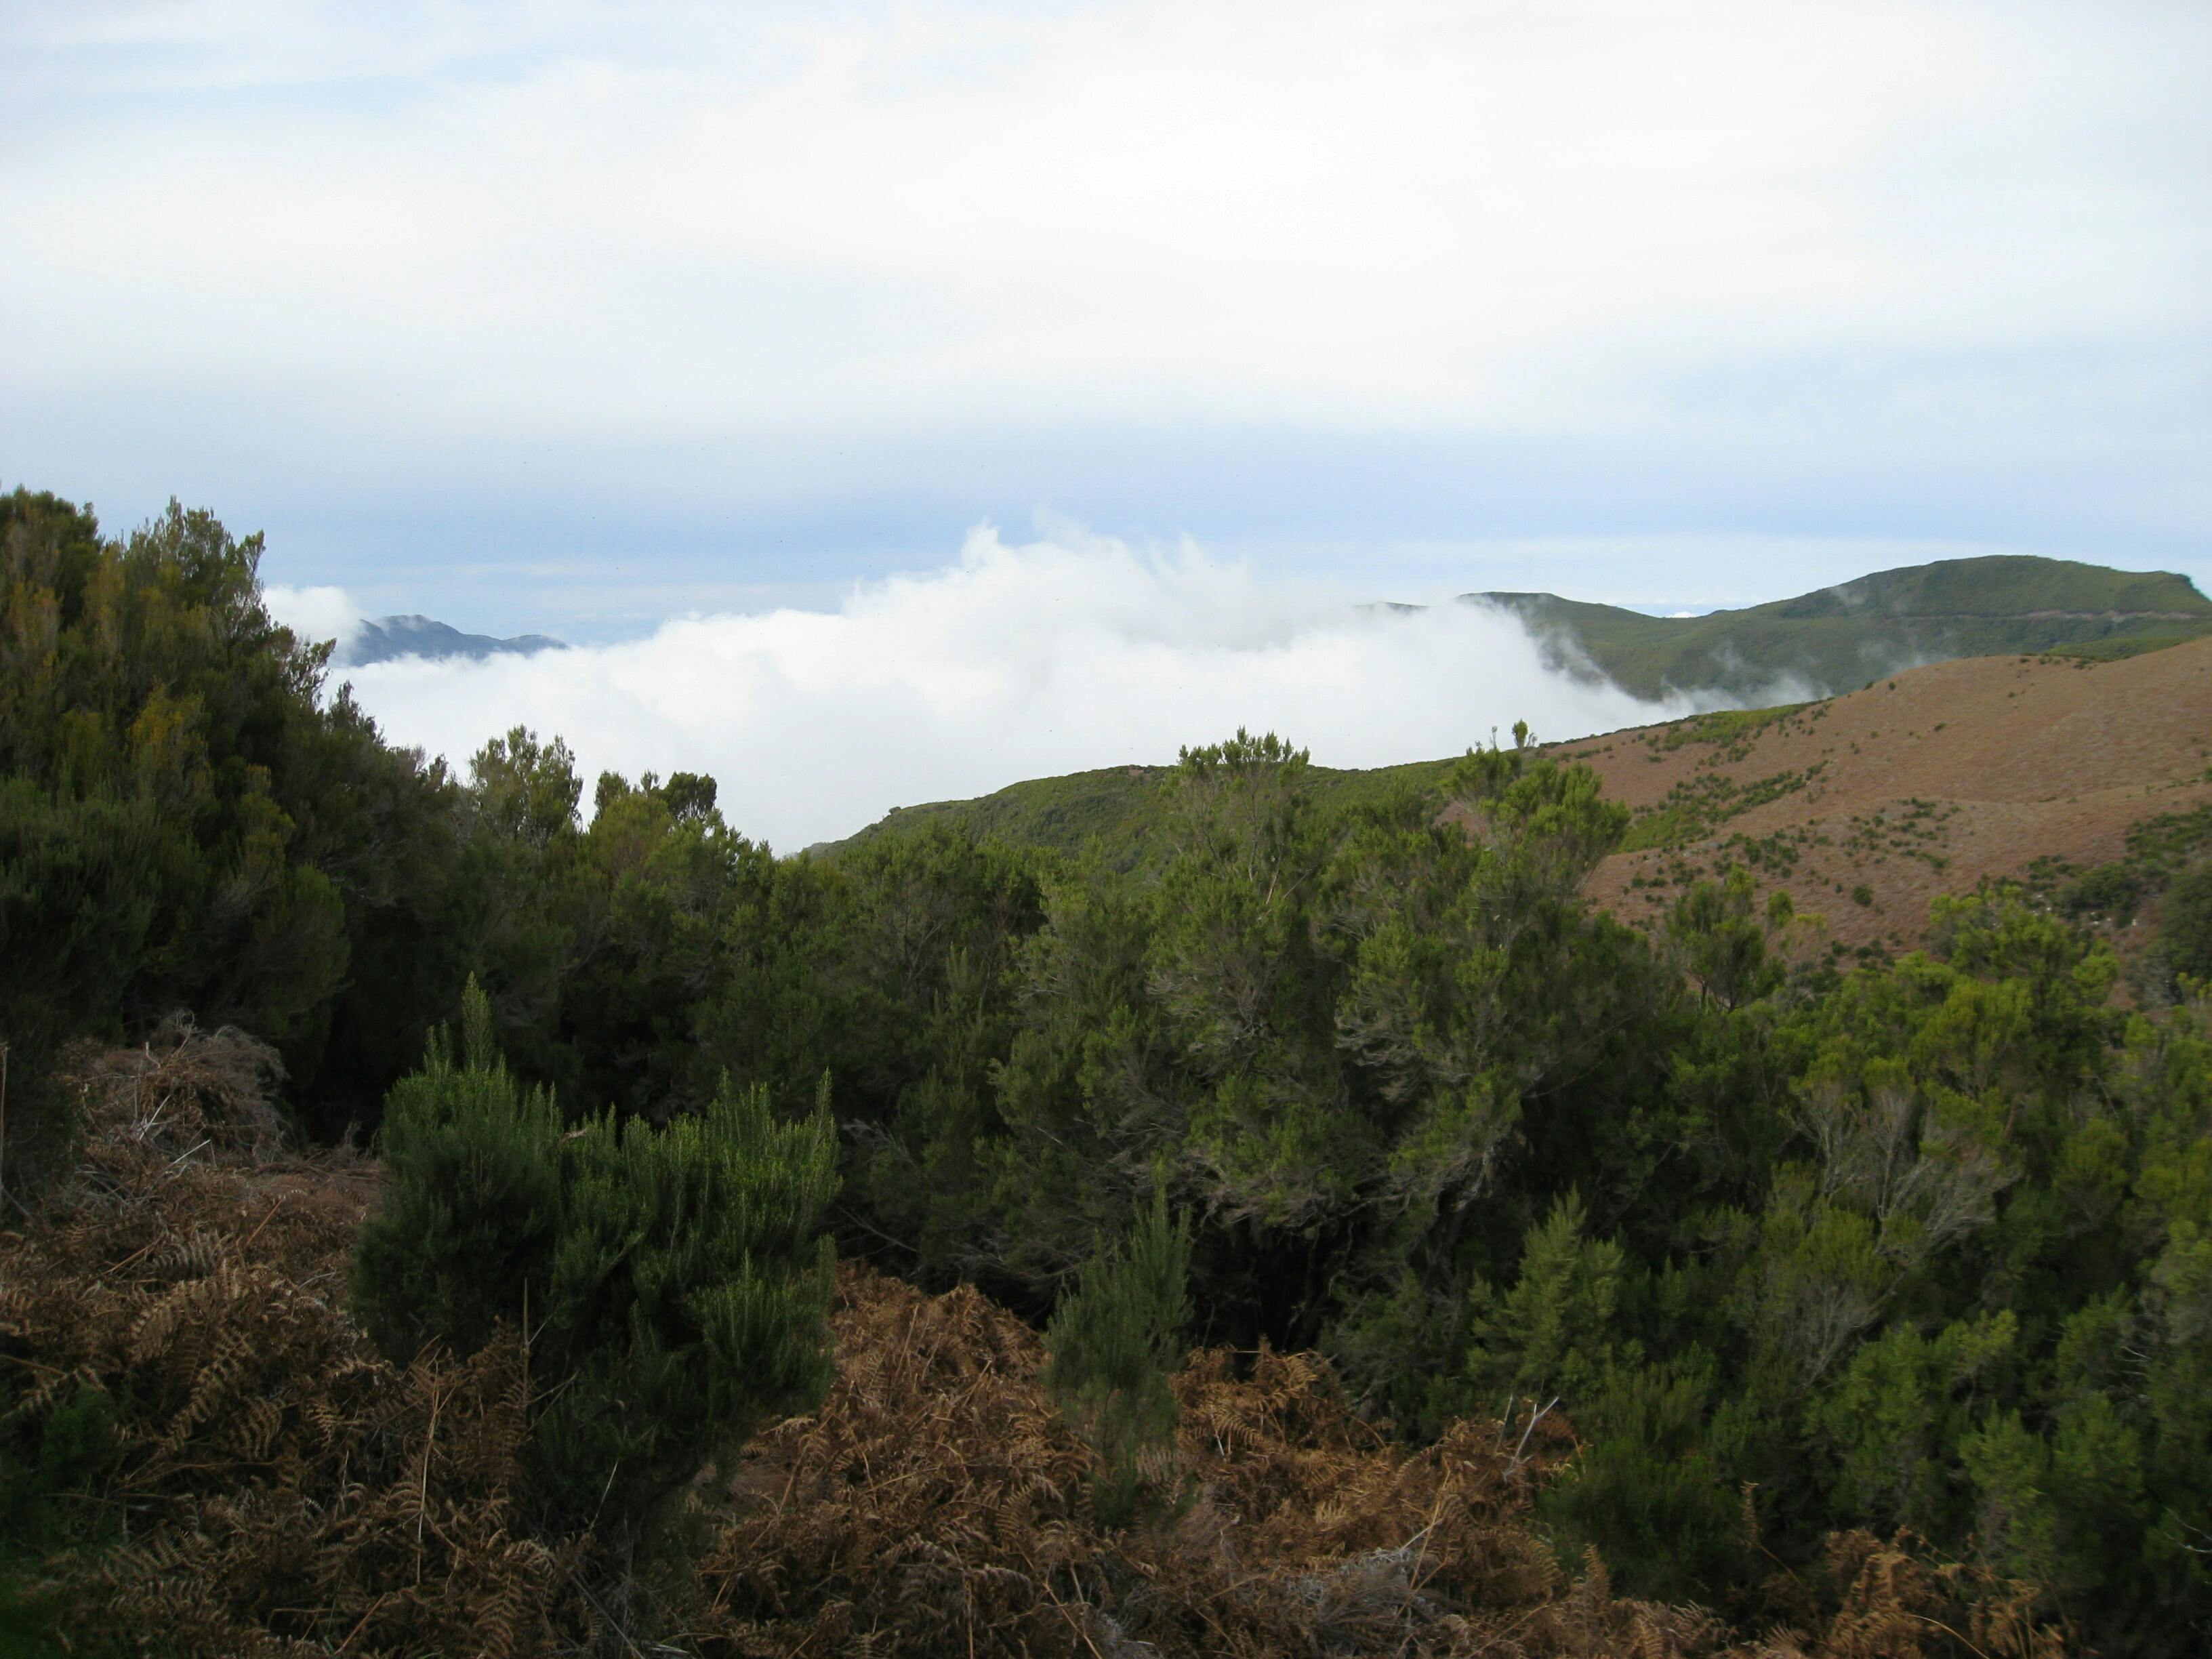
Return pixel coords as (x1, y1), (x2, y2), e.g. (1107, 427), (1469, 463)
(313, 527), (1692, 851)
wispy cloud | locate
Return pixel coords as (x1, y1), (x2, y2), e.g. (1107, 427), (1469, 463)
(307, 524), (1688, 850)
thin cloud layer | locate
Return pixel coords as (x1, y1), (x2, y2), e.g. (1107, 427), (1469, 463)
(302, 527), (1687, 851)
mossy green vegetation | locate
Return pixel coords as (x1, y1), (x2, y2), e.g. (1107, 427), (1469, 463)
(825, 752), (1465, 869)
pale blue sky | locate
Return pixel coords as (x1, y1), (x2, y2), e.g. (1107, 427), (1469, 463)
(5, 0), (2209, 642)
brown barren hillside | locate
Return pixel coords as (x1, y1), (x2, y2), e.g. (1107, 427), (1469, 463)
(1548, 635), (2212, 952)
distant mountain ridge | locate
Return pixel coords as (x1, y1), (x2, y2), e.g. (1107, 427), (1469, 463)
(337, 614), (568, 667)
(1465, 554), (2211, 702)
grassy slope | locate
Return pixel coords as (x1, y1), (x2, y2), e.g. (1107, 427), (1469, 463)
(821, 710), (1827, 870)
(1470, 554), (2212, 703)
(826, 756), (1460, 867)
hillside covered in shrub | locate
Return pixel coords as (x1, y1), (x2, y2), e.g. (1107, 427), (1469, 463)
(7, 488), (2212, 1656)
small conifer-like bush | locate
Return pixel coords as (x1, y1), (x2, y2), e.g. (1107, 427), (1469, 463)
(352, 980), (838, 1536)
(1043, 1181), (1192, 1527)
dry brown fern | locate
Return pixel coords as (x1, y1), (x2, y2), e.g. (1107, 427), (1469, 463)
(0, 1025), (588, 1657)
(687, 1267), (2070, 1659)
(1800, 1530), (2064, 1659)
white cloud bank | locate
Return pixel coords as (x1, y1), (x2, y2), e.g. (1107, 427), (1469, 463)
(262, 583), (363, 651)
(309, 527), (1687, 851)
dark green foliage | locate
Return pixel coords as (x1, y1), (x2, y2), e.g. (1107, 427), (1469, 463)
(352, 982), (838, 1536)
(1534, 1362), (1746, 1602)
(964, 724), (1697, 1440)
(0, 488), (492, 1158)
(1666, 867), (1788, 1009)
(350, 984), (564, 1364)
(531, 1075), (838, 1530)
(0, 1382), (120, 1538)
(1044, 1182), (1193, 1528)
(2163, 861), (2212, 984)
(2023, 804), (2212, 1005)
(0, 1379), (123, 1657)
(834, 729), (2212, 1646)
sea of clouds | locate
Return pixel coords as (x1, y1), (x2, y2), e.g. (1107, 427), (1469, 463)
(266, 526), (1697, 852)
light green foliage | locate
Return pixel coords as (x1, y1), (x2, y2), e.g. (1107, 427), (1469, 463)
(1465, 1194), (1626, 1410)
(1818, 1312), (2014, 1534)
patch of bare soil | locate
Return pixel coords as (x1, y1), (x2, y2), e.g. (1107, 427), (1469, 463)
(1553, 637), (2212, 953)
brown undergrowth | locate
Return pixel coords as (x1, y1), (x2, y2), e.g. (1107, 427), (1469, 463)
(0, 1017), (588, 1656)
(691, 1266), (2064, 1659)
(3, 1022), (2066, 1658)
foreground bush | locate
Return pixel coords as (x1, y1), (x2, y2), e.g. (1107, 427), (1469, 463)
(1042, 1180), (1193, 1528)
(351, 981), (838, 1538)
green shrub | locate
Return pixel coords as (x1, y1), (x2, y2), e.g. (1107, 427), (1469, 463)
(1044, 1181), (1192, 1528)
(353, 981), (838, 1538)
(350, 987), (563, 1364)
(1534, 1362), (1746, 1602)
(2165, 861), (2212, 984)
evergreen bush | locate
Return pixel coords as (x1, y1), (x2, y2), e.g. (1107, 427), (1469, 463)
(353, 980), (838, 1538)
(1043, 1181), (1192, 1528)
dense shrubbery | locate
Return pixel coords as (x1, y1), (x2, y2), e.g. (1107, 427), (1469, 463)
(8, 489), (2212, 1652)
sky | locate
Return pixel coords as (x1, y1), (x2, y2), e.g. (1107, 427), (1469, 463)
(5, 0), (2209, 841)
